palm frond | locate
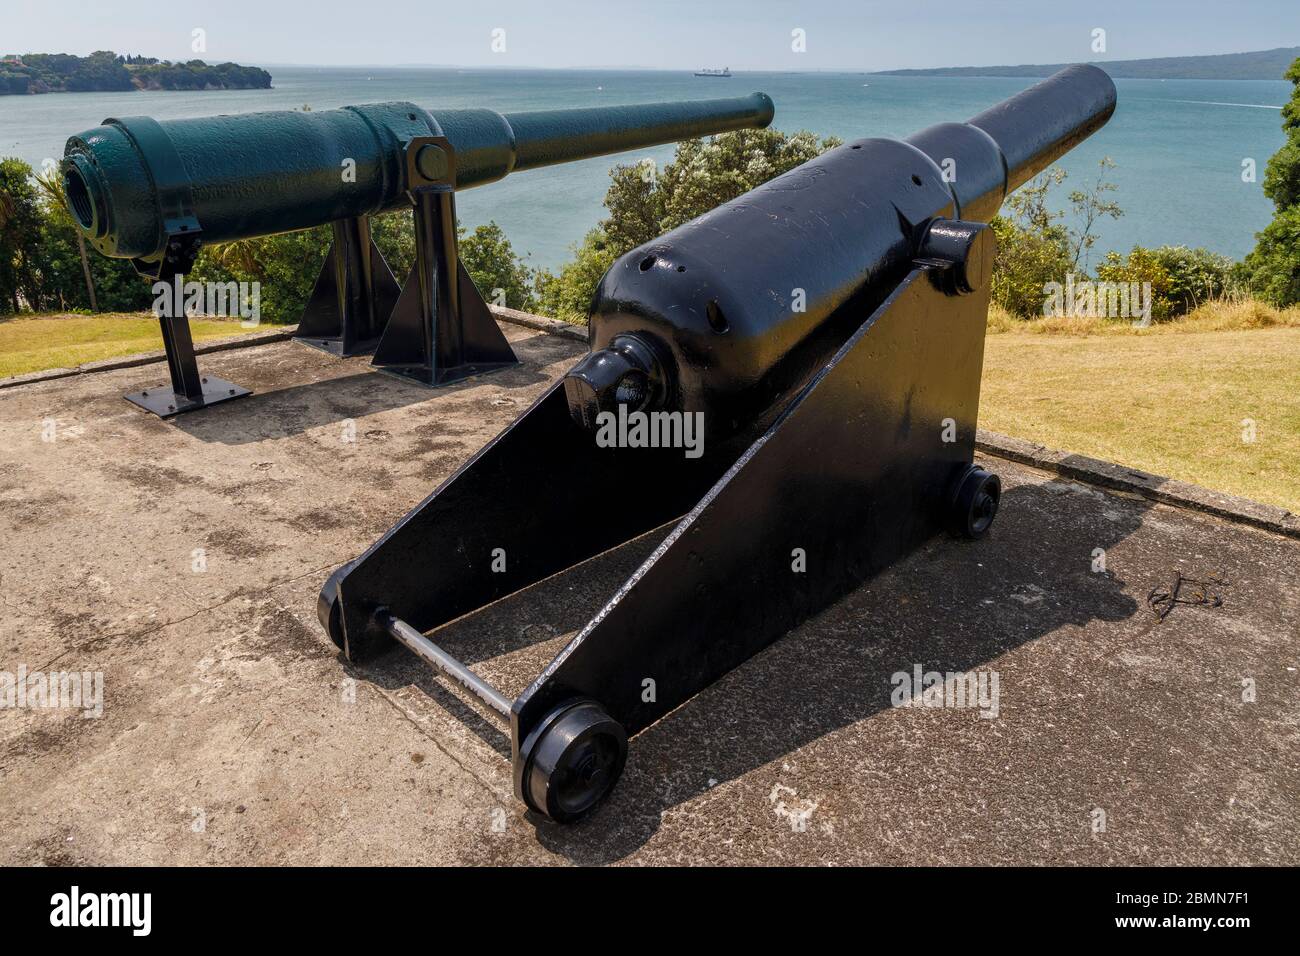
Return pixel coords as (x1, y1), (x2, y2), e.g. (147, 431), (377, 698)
(33, 166), (69, 211)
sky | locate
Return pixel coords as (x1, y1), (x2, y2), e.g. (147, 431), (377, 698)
(5, 0), (1298, 72)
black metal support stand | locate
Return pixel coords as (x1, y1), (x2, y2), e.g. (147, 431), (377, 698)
(320, 251), (998, 822)
(118, 114), (251, 417)
(371, 137), (518, 385)
(123, 229), (251, 418)
(294, 217), (401, 357)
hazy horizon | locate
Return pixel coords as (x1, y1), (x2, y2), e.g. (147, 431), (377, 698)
(227, 49), (1300, 73)
(7, 0), (1299, 73)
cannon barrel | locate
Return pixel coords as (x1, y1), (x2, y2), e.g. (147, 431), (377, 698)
(61, 94), (775, 263)
(564, 65), (1116, 437)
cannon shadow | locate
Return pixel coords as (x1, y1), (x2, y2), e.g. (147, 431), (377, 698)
(532, 478), (1145, 862)
(344, 475), (1146, 861)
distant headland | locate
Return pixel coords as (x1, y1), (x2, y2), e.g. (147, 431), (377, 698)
(0, 51), (272, 95)
(874, 46), (1300, 81)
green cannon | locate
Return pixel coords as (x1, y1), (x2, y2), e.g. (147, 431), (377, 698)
(61, 94), (775, 415)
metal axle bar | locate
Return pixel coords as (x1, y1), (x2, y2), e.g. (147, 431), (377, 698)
(381, 612), (513, 719)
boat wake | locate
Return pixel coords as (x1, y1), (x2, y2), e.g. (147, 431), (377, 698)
(1168, 98), (1282, 110)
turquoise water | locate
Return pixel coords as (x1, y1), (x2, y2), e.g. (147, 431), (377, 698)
(0, 67), (1288, 272)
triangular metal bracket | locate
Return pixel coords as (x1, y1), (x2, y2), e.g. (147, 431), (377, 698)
(373, 257), (518, 385)
(294, 217), (401, 357)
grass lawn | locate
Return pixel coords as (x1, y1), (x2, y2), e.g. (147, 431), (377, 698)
(0, 312), (263, 379)
(981, 319), (1300, 512)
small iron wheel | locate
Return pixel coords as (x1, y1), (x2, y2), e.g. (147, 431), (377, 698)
(317, 565), (350, 650)
(516, 699), (628, 823)
(949, 466), (1001, 539)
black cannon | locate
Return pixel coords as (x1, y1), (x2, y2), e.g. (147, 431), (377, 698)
(319, 66), (1117, 822)
(61, 94), (775, 415)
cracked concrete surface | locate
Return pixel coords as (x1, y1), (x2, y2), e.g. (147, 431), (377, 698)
(1, 322), (1297, 865)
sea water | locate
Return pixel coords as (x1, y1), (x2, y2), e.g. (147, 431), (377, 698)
(0, 66), (1287, 272)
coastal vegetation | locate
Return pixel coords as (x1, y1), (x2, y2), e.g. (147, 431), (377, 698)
(3, 78), (1297, 322)
(0, 51), (271, 95)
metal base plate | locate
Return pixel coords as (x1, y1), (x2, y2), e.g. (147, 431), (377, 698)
(293, 335), (381, 358)
(123, 376), (251, 417)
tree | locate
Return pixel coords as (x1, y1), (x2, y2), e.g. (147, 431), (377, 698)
(191, 227), (331, 324)
(1243, 56), (1300, 306)
(1066, 156), (1122, 272)
(603, 128), (841, 259)
(988, 169), (1076, 318)
(535, 229), (618, 323)
(459, 221), (535, 312)
(0, 158), (44, 312)
(537, 128), (841, 323)
(988, 158), (1123, 317)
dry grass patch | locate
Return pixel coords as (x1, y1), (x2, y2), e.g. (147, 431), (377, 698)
(981, 320), (1300, 512)
(987, 298), (1300, 336)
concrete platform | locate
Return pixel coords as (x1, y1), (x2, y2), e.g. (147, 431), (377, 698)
(1, 321), (1296, 865)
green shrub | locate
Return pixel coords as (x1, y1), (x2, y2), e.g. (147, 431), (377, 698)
(370, 209), (414, 279)
(191, 215), (534, 324)
(987, 159), (1123, 319)
(1143, 245), (1235, 312)
(459, 221), (536, 313)
(989, 214), (1075, 318)
(190, 227), (330, 324)
(367, 213), (535, 313)
(1094, 247), (1175, 321)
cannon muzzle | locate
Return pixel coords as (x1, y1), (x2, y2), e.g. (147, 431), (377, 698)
(969, 63), (1117, 194)
(905, 63), (1117, 222)
(61, 93), (775, 264)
